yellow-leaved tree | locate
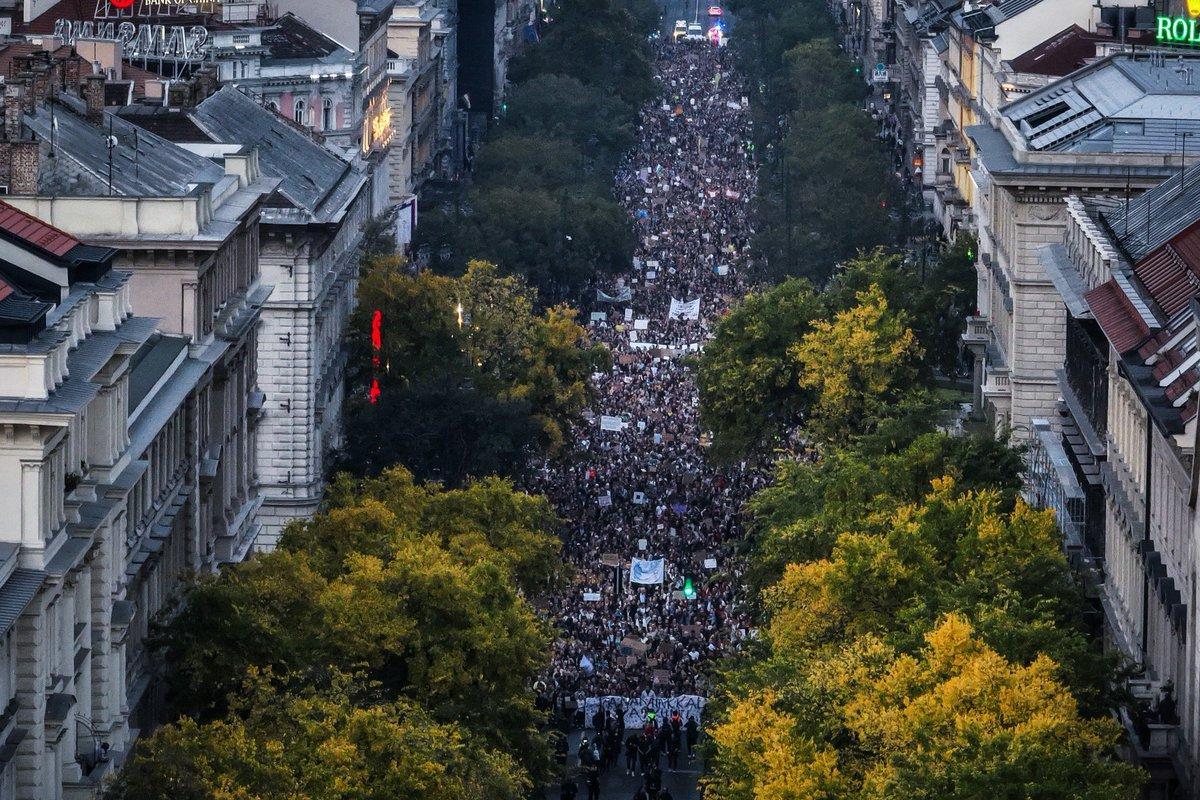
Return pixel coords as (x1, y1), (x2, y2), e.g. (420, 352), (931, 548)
(846, 615), (1143, 800)
(791, 283), (920, 443)
(706, 617), (1142, 800)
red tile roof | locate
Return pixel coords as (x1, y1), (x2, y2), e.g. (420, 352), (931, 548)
(1085, 279), (1151, 354)
(1171, 219), (1200, 271)
(1153, 348), (1184, 381)
(1138, 327), (1174, 360)
(1133, 245), (1197, 318)
(1165, 368), (1199, 403)
(1009, 25), (1109, 78)
(0, 202), (81, 258)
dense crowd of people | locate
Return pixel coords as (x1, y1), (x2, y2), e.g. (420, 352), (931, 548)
(529, 38), (763, 797)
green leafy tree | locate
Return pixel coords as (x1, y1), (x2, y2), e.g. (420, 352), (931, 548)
(707, 617), (1142, 800)
(509, 0), (655, 111)
(501, 74), (636, 167)
(756, 106), (896, 285)
(455, 186), (633, 302)
(343, 259), (606, 481)
(745, 432), (1025, 590)
(697, 279), (826, 460)
(152, 467), (556, 776)
(472, 135), (598, 192)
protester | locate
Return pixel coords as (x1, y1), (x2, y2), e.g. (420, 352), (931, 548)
(534, 37), (759, 799)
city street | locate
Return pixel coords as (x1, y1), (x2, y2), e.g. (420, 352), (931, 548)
(536, 9), (747, 800)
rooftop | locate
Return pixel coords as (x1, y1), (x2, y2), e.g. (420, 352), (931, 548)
(1074, 166), (1200, 434)
(26, 102), (226, 197)
(185, 87), (366, 223)
(260, 14), (351, 66)
(1008, 25), (1109, 78)
(1002, 54), (1200, 154)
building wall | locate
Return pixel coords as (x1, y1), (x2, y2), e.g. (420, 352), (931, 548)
(254, 184), (370, 548)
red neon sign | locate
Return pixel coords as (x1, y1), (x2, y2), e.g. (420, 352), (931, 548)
(110, 0), (135, 8)
(368, 309), (382, 402)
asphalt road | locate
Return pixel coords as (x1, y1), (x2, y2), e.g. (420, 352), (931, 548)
(543, 729), (704, 800)
(658, 0), (732, 39)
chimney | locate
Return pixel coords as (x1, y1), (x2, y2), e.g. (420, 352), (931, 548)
(4, 83), (23, 142)
(166, 80), (191, 109)
(10, 140), (40, 195)
(83, 73), (105, 122)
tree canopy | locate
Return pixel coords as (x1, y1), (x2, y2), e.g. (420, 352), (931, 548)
(696, 278), (825, 459)
(107, 677), (530, 800)
(341, 259), (606, 483)
(150, 468), (559, 780)
(414, 0), (652, 303)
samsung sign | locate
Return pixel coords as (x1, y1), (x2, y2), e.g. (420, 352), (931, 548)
(1158, 15), (1200, 47)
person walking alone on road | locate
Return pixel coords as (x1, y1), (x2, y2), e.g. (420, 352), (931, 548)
(625, 733), (640, 776)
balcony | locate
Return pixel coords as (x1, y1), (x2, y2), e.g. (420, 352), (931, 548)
(982, 360), (1010, 398)
(962, 315), (989, 347)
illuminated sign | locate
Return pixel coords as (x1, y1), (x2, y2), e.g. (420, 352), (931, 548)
(53, 18), (209, 61)
(1158, 15), (1200, 46)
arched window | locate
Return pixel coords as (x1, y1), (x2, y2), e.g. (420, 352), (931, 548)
(294, 99), (307, 125)
(939, 148), (951, 175)
(267, 99), (279, 113)
(322, 97), (334, 131)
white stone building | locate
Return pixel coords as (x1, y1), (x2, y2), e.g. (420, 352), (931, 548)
(141, 87), (376, 547)
(962, 52), (1200, 437)
(1025, 160), (1200, 796)
(0, 189), (271, 798)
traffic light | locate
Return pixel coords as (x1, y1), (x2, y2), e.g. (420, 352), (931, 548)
(682, 577), (697, 600)
(854, 65), (862, 75)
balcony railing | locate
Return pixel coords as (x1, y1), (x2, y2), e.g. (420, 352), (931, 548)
(962, 315), (989, 345)
(982, 362), (1010, 396)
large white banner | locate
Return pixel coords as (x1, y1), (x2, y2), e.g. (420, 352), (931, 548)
(584, 695), (707, 729)
(630, 558), (665, 585)
(599, 415), (625, 432)
(668, 298), (701, 320)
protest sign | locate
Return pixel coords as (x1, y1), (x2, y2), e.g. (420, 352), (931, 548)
(630, 558), (664, 584)
(668, 298), (701, 320)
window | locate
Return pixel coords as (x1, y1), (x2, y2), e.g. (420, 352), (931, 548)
(1022, 101), (1069, 131)
(939, 148), (950, 175)
(294, 99), (307, 125)
(322, 97), (335, 131)
(267, 99), (279, 113)
(1114, 120), (1144, 138)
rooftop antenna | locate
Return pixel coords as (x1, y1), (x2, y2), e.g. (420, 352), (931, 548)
(1124, 166), (1131, 237)
(106, 116), (115, 197)
(1176, 130), (1194, 198)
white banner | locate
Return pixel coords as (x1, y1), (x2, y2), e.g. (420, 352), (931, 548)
(584, 695), (706, 729)
(630, 558), (665, 585)
(668, 298), (701, 320)
(600, 415), (625, 432)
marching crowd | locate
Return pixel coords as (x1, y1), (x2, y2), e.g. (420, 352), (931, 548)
(529, 38), (764, 799)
